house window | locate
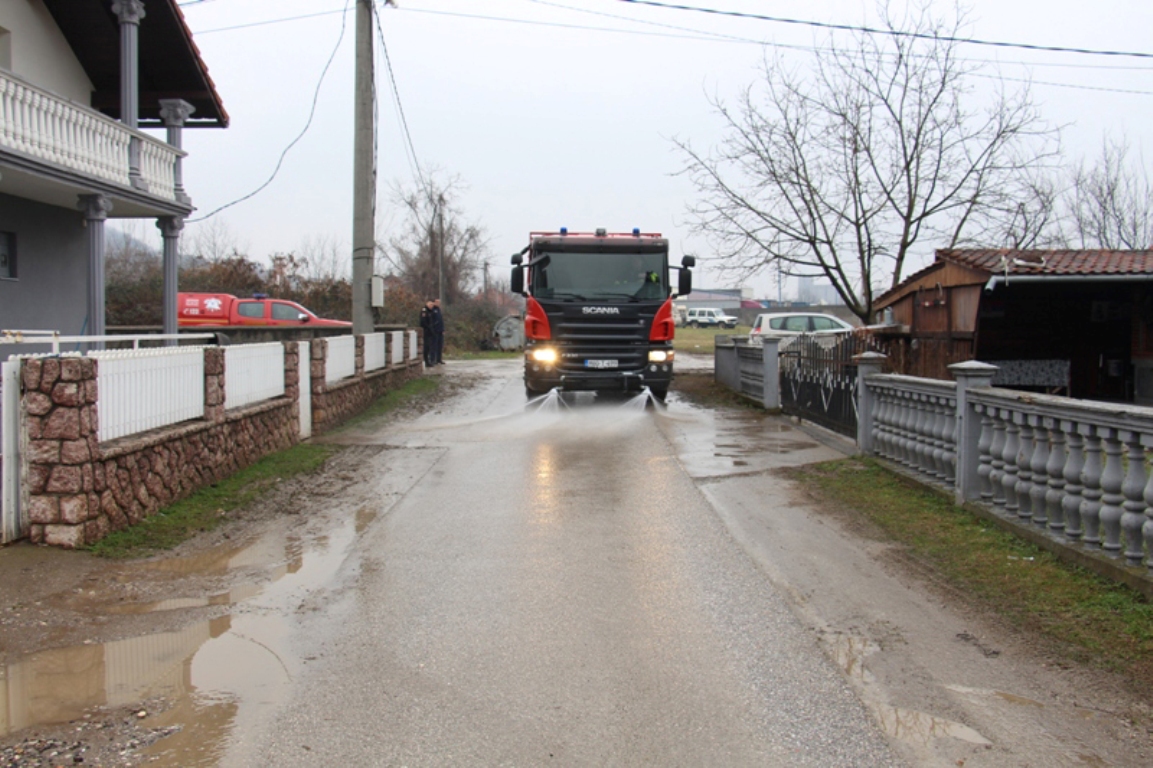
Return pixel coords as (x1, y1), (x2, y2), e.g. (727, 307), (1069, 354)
(0, 232), (14, 279)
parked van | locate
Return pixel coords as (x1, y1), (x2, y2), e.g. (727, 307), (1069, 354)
(177, 293), (351, 328)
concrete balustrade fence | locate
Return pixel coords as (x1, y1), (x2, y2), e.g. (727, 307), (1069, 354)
(856, 356), (1153, 595)
(3, 331), (423, 548)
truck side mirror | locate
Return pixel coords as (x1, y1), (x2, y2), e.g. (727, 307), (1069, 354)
(511, 267), (524, 295)
(678, 268), (692, 297)
(681, 255), (696, 268)
(299, 313), (310, 323)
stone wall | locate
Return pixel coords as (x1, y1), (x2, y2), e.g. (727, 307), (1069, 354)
(311, 333), (422, 434)
(18, 332), (422, 548)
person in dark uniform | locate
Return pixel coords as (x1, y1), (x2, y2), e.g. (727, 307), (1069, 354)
(420, 299), (435, 366)
(431, 299), (445, 365)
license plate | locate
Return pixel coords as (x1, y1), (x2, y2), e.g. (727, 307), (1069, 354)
(585, 359), (619, 369)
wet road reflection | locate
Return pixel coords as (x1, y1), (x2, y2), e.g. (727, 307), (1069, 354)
(0, 503), (363, 763)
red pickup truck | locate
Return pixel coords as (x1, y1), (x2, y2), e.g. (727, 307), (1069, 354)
(177, 293), (351, 328)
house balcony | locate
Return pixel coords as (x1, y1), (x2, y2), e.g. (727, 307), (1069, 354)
(0, 69), (189, 218)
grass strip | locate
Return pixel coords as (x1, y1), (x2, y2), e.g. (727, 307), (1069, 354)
(447, 350), (521, 360)
(672, 325), (751, 355)
(790, 459), (1153, 685)
(339, 375), (440, 428)
(89, 376), (442, 558)
(88, 443), (334, 559)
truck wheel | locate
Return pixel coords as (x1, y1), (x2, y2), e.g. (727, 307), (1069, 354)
(649, 386), (668, 403)
(526, 385), (548, 399)
(690, 321), (699, 328)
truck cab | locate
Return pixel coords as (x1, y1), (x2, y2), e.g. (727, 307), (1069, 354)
(511, 229), (694, 401)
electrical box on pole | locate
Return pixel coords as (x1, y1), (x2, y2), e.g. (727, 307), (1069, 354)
(371, 275), (385, 308)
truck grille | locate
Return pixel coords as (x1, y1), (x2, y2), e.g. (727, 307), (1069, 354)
(543, 304), (656, 374)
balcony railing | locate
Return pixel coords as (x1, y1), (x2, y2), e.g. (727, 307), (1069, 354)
(0, 69), (184, 203)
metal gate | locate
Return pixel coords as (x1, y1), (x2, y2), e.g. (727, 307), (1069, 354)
(779, 333), (885, 438)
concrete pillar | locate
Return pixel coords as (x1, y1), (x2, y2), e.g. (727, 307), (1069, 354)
(111, 0), (146, 189)
(854, 351), (887, 455)
(158, 99), (194, 204)
(760, 336), (781, 410)
(949, 360), (999, 504)
(157, 216), (184, 343)
(78, 194), (113, 347)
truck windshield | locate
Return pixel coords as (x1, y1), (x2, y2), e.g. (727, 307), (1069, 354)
(531, 251), (667, 301)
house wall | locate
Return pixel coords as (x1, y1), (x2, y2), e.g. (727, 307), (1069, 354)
(0, 194), (88, 357)
(0, 0), (94, 104)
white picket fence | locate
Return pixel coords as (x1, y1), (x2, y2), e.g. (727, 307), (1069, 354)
(363, 333), (387, 372)
(92, 347), (205, 442)
(326, 336), (357, 383)
(225, 343), (285, 409)
(391, 331), (404, 365)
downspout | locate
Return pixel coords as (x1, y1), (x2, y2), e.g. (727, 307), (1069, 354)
(984, 274), (1153, 291)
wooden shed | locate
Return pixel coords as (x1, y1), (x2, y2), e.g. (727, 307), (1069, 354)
(873, 250), (1153, 403)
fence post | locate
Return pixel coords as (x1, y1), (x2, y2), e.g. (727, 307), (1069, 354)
(713, 335), (738, 391)
(854, 352), (886, 455)
(203, 347), (225, 424)
(949, 360), (999, 504)
(761, 336), (781, 410)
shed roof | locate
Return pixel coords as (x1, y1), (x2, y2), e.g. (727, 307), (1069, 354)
(42, 0), (228, 128)
(937, 249), (1153, 276)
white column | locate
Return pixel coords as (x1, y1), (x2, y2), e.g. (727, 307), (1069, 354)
(111, 0), (146, 190)
(157, 216), (184, 342)
(158, 99), (195, 204)
(78, 194), (113, 346)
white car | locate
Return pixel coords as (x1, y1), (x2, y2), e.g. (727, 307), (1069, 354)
(750, 312), (854, 335)
(684, 307), (739, 328)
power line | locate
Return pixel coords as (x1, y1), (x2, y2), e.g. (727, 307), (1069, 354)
(374, 2), (424, 186)
(189, 2), (1153, 72)
(184, 3), (1153, 100)
(187, 0), (352, 223)
(195, 8), (348, 35)
(617, 0), (1153, 60)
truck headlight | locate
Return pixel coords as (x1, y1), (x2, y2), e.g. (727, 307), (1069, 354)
(648, 350), (673, 363)
(530, 348), (558, 364)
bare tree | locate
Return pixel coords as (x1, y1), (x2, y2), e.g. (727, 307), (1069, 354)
(181, 217), (246, 264)
(381, 173), (488, 305)
(676, 1), (1057, 321)
(1067, 136), (1153, 250)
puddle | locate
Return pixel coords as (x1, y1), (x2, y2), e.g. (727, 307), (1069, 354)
(662, 401), (842, 477)
(947, 685), (1046, 709)
(869, 703), (993, 746)
(1, 506), (365, 760)
(827, 634), (879, 684)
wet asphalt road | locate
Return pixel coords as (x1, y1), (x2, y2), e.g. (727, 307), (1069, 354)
(223, 361), (899, 767)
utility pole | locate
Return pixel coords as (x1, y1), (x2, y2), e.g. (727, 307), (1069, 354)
(351, 0), (375, 334)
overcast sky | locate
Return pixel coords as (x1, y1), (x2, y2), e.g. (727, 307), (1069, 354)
(151, 0), (1153, 299)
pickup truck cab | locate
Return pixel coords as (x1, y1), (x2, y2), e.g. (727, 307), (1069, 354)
(177, 293), (351, 328)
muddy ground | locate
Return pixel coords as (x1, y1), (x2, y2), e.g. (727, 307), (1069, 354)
(0, 369), (471, 766)
(1, 366), (1151, 766)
